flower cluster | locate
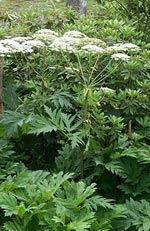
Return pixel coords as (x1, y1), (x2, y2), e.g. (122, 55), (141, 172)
(0, 37), (45, 57)
(0, 29), (141, 60)
(49, 36), (81, 52)
(22, 40), (45, 48)
(80, 37), (106, 48)
(81, 45), (106, 53)
(111, 53), (130, 61)
(63, 30), (87, 38)
(12, 36), (33, 43)
(107, 43), (141, 52)
(0, 39), (33, 57)
(33, 29), (58, 44)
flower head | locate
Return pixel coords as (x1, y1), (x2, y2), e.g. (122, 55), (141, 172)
(22, 40), (46, 48)
(0, 45), (10, 56)
(0, 38), (34, 56)
(107, 43), (141, 52)
(63, 30), (86, 38)
(34, 29), (58, 36)
(111, 53), (130, 61)
(33, 29), (58, 44)
(80, 37), (106, 48)
(81, 45), (106, 53)
(12, 36), (33, 43)
(49, 37), (80, 52)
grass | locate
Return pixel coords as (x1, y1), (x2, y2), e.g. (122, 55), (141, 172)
(0, 0), (100, 15)
(0, 0), (61, 12)
(0, 0), (101, 39)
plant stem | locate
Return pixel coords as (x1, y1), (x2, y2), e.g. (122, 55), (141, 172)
(80, 87), (90, 179)
(128, 119), (132, 138)
(0, 58), (4, 113)
(80, 148), (84, 179)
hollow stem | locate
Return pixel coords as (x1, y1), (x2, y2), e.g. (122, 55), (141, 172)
(0, 58), (4, 113)
(128, 119), (132, 138)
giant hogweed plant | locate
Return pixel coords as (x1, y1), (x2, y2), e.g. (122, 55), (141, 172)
(1, 31), (148, 176)
(0, 29), (150, 231)
(0, 48), (132, 175)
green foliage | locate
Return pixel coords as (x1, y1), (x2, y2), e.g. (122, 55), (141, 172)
(0, 170), (112, 231)
(0, 1), (150, 231)
(126, 199), (150, 231)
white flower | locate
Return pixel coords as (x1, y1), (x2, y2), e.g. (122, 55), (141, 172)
(33, 34), (57, 44)
(99, 87), (115, 93)
(1, 39), (23, 52)
(0, 39), (33, 55)
(59, 36), (81, 45)
(50, 42), (76, 52)
(120, 43), (141, 51)
(33, 29), (58, 44)
(80, 37), (106, 47)
(22, 40), (46, 48)
(49, 37), (79, 52)
(81, 45), (106, 53)
(63, 30), (87, 38)
(0, 45), (10, 54)
(111, 53), (130, 61)
(12, 36), (32, 43)
(107, 43), (141, 52)
(107, 45), (127, 52)
(34, 29), (58, 36)
(19, 45), (33, 53)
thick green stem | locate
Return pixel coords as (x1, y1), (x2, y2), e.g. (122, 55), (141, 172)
(80, 87), (90, 179)
(128, 119), (132, 138)
(80, 149), (84, 179)
(0, 59), (4, 113)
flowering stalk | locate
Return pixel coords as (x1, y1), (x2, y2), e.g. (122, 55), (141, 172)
(128, 119), (132, 138)
(0, 58), (4, 113)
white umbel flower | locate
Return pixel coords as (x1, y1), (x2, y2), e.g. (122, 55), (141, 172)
(81, 45), (106, 53)
(1, 39), (23, 51)
(107, 43), (140, 52)
(63, 30), (87, 38)
(59, 36), (81, 45)
(22, 40), (46, 48)
(33, 29), (58, 44)
(107, 45), (127, 52)
(119, 43), (141, 51)
(80, 37), (106, 48)
(49, 37), (80, 52)
(0, 45), (10, 54)
(111, 53), (130, 61)
(49, 41), (76, 52)
(0, 39), (34, 55)
(12, 36), (33, 43)
(34, 29), (58, 36)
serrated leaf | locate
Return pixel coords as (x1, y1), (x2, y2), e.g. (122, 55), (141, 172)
(4, 220), (25, 231)
(0, 192), (18, 216)
(29, 114), (57, 135)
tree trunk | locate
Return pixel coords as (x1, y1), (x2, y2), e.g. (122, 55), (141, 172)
(66, 0), (87, 15)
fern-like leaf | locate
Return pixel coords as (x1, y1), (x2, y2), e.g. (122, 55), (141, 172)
(4, 220), (25, 231)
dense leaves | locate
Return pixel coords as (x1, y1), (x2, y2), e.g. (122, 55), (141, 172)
(0, 0), (150, 230)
